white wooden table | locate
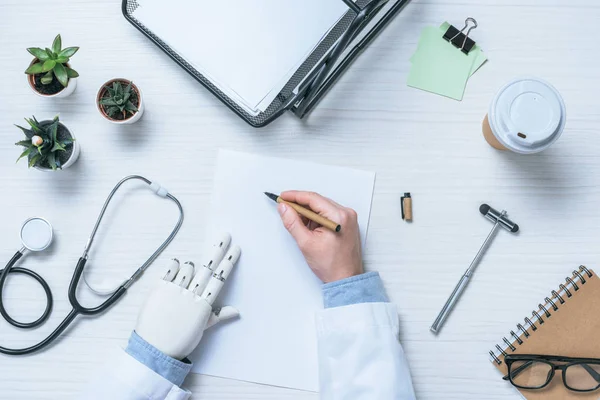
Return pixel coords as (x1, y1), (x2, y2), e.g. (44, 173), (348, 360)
(1, 0), (599, 398)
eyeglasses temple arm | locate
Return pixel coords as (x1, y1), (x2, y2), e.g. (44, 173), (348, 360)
(503, 360), (535, 381)
(581, 364), (600, 383)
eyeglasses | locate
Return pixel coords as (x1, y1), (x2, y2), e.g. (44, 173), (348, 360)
(503, 354), (600, 392)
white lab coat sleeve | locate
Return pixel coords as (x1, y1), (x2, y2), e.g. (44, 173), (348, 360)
(80, 346), (191, 400)
(316, 302), (416, 400)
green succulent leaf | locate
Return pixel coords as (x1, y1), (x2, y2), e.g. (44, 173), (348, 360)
(52, 34), (62, 54)
(54, 63), (68, 87)
(47, 153), (58, 171)
(25, 62), (44, 75)
(51, 142), (65, 152)
(25, 118), (43, 134)
(50, 121), (59, 143)
(59, 47), (79, 58)
(40, 71), (54, 85)
(27, 47), (49, 61)
(15, 139), (31, 147)
(106, 106), (120, 117)
(45, 48), (54, 58)
(42, 59), (56, 72)
(55, 56), (69, 64)
(99, 98), (118, 106)
(17, 147), (32, 162)
(15, 124), (34, 139)
(125, 101), (138, 113)
(65, 67), (79, 78)
(28, 153), (41, 168)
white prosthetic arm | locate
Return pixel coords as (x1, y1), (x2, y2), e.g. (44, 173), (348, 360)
(135, 233), (241, 360)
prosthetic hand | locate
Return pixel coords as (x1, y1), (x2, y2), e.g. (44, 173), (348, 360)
(135, 234), (241, 360)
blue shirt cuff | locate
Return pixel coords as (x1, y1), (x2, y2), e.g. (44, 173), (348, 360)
(125, 331), (193, 387)
(322, 271), (389, 308)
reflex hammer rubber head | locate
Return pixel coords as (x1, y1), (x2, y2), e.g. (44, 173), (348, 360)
(479, 204), (519, 233)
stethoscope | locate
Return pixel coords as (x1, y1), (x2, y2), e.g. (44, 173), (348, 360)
(0, 175), (184, 356)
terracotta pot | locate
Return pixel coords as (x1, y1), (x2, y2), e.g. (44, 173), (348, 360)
(96, 79), (144, 124)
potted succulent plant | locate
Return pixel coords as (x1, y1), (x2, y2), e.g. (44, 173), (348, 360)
(15, 116), (80, 171)
(96, 79), (144, 124)
(25, 34), (79, 98)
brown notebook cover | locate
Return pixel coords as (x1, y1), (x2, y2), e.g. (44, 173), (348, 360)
(490, 267), (600, 400)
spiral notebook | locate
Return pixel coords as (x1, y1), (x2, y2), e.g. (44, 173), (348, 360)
(489, 266), (600, 399)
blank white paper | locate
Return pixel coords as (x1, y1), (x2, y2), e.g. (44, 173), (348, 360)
(132, 0), (351, 114)
(190, 150), (375, 391)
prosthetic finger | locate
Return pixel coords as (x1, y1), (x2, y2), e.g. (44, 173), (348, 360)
(189, 233), (231, 293)
(162, 258), (180, 281)
(200, 246), (241, 305)
(173, 261), (195, 288)
(206, 306), (240, 329)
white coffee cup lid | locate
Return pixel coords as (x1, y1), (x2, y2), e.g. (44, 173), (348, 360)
(489, 77), (566, 154)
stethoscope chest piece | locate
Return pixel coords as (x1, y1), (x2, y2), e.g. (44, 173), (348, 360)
(20, 217), (54, 252)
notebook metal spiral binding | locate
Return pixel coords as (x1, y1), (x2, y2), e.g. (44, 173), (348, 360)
(545, 296), (558, 311)
(559, 283), (572, 298)
(551, 289), (565, 304)
(524, 317), (537, 332)
(489, 266), (594, 365)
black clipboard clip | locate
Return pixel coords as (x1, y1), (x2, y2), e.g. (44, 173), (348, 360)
(443, 17), (478, 55)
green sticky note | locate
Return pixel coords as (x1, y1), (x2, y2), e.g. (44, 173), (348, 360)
(410, 22), (487, 77)
(407, 25), (481, 100)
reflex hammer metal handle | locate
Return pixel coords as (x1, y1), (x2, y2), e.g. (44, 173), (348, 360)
(430, 222), (499, 334)
(430, 275), (471, 334)
(430, 209), (508, 335)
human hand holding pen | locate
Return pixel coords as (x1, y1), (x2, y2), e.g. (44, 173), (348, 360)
(277, 191), (363, 283)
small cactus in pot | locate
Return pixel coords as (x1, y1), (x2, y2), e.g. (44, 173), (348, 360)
(25, 34), (79, 98)
(97, 79), (144, 124)
(15, 115), (80, 171)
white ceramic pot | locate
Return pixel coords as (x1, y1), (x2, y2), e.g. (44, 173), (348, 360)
(27, 60), (77, 98)
(32, 122), (81, 172)
(96, 79), (144, 125)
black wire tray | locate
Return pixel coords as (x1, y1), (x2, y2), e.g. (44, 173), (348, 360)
(122, 0), (410, 127)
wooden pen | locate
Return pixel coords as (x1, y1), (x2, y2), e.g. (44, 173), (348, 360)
(264, 192), (341, 233)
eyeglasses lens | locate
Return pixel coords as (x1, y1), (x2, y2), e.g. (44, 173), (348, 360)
(565, 363), (600, 391)
(510, 360), (553, 389)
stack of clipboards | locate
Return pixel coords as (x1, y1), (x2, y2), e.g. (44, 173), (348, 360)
(122, 0), (410, 127)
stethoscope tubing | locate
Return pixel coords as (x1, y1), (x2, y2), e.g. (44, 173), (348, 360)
(0, 175), (183, 356)
(0, 251), (53, 329)
(0, 256), (127, 357)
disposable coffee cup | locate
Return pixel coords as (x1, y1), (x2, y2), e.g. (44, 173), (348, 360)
(482, 77), (566, 154)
